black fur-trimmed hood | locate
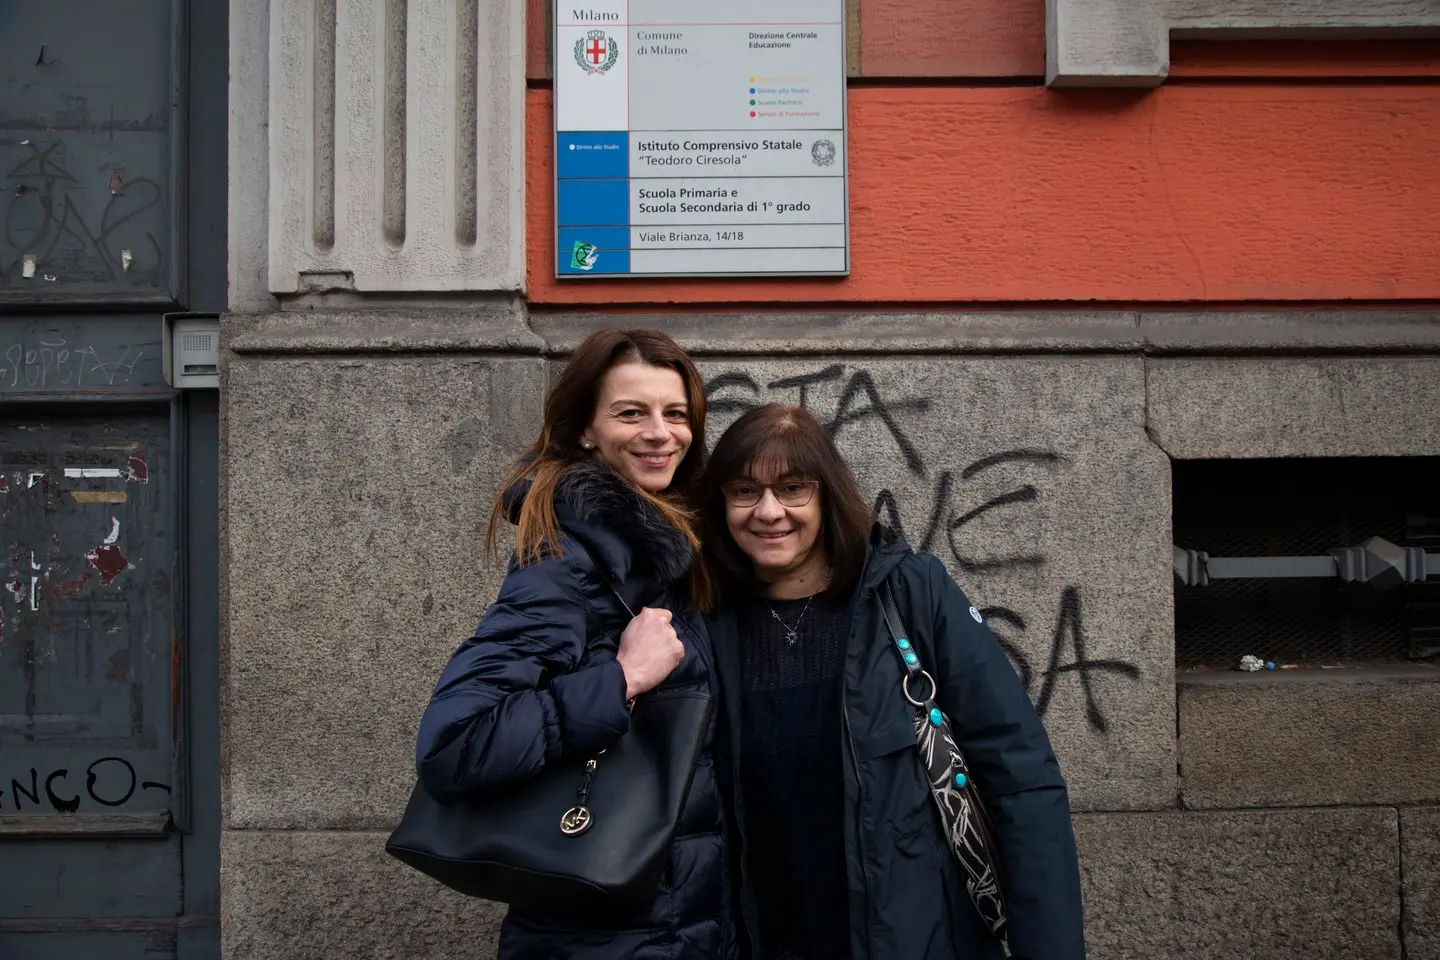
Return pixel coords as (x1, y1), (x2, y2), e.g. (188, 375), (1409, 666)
(505, 458), (694, 586)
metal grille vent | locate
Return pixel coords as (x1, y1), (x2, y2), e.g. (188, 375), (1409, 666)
(1173, 457), (1440, 668)
(182, 331), (214, 353)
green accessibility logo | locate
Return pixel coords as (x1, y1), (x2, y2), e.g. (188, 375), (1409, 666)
(571, 240), (599, 271)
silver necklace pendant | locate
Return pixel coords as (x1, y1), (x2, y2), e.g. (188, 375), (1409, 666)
(768, 595), (813, 647)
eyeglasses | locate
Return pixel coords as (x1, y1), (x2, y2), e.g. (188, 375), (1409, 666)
(720, 479), (820, 508)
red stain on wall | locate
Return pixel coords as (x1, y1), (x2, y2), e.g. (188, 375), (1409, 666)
(125, 452), (148, 483)
(526, 86), (1440, 305)
(85, 546), (129, 585)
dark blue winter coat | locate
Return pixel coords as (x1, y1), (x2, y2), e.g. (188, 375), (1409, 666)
(709, 528), (1086, 960)
(416, 460), (735, 960)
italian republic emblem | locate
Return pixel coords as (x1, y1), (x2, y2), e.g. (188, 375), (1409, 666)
(575, 29), (620, 74)
(810, 139), (837, 167)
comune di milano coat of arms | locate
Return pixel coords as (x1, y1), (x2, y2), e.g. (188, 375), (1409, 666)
(575, 29), (620, 74)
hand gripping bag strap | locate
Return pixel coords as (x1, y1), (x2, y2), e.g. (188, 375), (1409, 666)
(384, 537), (710, 908)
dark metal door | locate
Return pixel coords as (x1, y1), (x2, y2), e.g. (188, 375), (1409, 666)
(2, 412), (183, 960)
(1, 0), (225, 952)
(0, 328), (223, 960)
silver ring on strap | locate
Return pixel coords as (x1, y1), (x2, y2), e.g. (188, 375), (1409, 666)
(902, 670), (936, 707)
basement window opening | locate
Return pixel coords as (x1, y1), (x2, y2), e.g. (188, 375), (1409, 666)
(1172, 457), (1440, 670)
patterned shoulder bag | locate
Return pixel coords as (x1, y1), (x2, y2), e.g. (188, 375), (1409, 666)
(879, 579), (1011, 956)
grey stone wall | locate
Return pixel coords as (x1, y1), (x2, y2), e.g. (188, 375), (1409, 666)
(1405, 807), (1440, 960)
(218, 309), (1440, 959)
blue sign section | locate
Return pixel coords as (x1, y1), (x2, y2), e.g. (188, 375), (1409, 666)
(557, 132), (629, 180)
(558, 227), (630, 275)
(557, 179), (629, 227)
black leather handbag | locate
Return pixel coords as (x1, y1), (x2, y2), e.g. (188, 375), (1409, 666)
(385, 687), (711, 907)
(386, 554), (712, 909)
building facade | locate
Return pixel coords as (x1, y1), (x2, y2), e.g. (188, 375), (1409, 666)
(4, 0), (1440, 957)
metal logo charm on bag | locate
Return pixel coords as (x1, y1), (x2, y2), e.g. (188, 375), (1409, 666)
(560, 759), (598, 836)
(560, 699), (634, 836)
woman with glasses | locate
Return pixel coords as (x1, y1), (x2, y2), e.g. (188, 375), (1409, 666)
(700, 403), (1086, 960)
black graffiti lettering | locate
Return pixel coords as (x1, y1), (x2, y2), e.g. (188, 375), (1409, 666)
(878, 455), (1058, 573)
(1035, 587), (1142, 734)
(874, 471), (954, 554)
(45, 769), (81, 813)
(767, 364), (843, 411)
(978, 606), (1034, 692)
(872, 489), (903, 535)
(827, 370), (929, 477)
(86, 756), (137, 807)
(961, 448), (1067, 479)
(2, 759), (168, 810)
(946, 448), (1069, 573)
(703, 365), (1146, 737)
(10, 769), (40, 810)
(703, 372), (761, 414)
(949, 486), (1045, 573)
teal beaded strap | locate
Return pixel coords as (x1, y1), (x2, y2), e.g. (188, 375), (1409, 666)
(878, 580), (1010, 955)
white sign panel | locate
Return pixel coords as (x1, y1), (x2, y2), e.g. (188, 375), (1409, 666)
(554, 0), (849, 278)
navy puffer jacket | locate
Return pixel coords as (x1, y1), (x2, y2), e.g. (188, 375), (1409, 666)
(416, 460), (735, 960)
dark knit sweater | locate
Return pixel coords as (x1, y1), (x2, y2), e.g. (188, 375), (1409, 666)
(737, 592), (851, 960)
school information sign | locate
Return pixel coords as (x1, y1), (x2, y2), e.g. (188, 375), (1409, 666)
(554, 0), (849, 278)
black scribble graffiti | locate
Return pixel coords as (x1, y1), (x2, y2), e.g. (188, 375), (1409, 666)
(706, 372), (763, 414)
(961, 448), (1066, 480)
(0, 757), (170, 812)
(705, 366), (931, 477)
(85, 756), (137, 807)
(830, 370), (930, 476)
(767, 364), (844, 411)
(1037, 588), (1142, 733)
(977, 606), (1033, 690)
(981, 590), (1142, 734)
(2, 140), (163, 287)
(706, 364), (1143, 734)
(872, 448), (1067, 574)
(46, 769), (81, 813)
(9, 770), (41, 810)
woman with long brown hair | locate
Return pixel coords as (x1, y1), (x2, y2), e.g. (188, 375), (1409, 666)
(702, 404), (1085, 960)
(415, 328), (734, 959)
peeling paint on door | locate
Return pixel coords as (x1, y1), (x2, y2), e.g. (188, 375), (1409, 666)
(84, 545), (128, 585)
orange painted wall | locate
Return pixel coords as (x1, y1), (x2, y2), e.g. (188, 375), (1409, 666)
(860, 0), (1044, 77)
(526, 86), (1440, 306)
